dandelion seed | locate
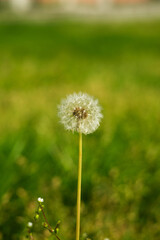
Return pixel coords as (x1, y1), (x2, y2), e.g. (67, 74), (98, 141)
(58, 92), (103, 135)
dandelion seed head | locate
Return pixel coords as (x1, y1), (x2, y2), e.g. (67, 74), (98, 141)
(58, 92), (103, 135)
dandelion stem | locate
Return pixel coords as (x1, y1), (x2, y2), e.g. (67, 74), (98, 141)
(76, 132), (82, 240)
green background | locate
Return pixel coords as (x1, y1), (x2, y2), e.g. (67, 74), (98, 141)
(0, 20), (160, 240)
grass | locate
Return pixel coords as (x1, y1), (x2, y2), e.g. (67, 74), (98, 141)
(0, 20), (160, 240)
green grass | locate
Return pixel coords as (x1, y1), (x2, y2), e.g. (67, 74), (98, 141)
(0, 20), (160, 240)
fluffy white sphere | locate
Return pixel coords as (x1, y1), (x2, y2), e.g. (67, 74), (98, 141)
(58, 92), (103, 135)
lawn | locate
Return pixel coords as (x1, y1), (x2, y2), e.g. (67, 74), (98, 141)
(0, 20), (160, 240)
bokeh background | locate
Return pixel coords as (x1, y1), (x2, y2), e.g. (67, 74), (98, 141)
(0, 1), (160, 240)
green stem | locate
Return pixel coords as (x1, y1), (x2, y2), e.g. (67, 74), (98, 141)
(40, 205), (54, 233)
(76, 132), (82, 240)
(28, 229), (34, 240)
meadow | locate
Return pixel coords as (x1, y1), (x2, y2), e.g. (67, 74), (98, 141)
(0, 20), (160, 240)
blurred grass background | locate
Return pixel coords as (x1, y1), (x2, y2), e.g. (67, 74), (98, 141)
(0, 20), (160, 240)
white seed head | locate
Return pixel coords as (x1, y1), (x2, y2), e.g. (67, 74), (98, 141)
(27, 222), (33, 228)
(38, 197), (44, 203)
(58, 92), (103, 135)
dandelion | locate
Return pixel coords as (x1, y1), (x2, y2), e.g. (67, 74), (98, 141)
(58, 92), (103, 135)
(58, 92), (103, 240)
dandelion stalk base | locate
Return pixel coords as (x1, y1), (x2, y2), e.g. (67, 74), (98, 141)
(76, 132), (82, 240)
